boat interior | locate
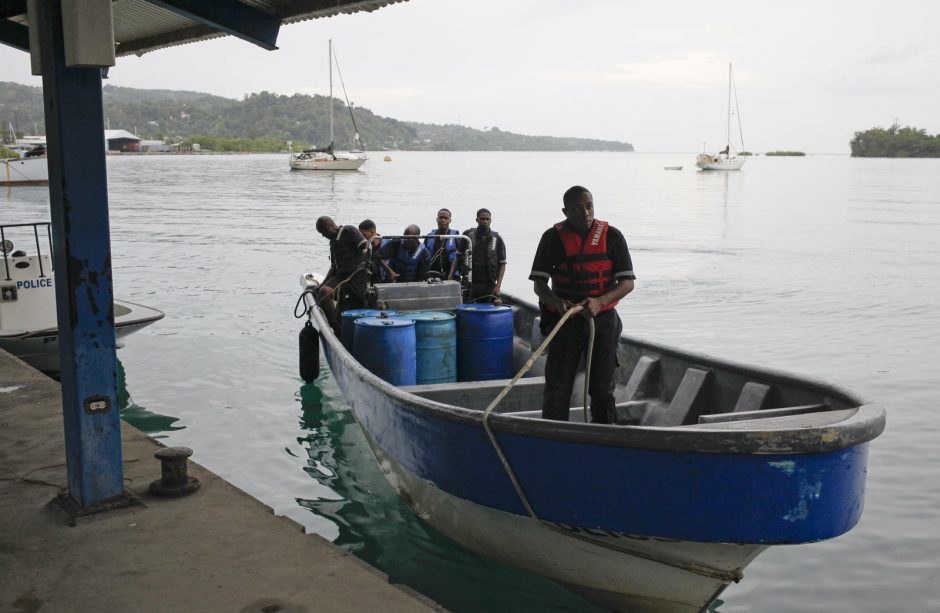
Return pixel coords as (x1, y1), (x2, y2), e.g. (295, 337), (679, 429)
(320, 277), (860, 430)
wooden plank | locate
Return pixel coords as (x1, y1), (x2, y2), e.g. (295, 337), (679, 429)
(699, 404), (828, 424)
(623, 355), (659, 401)
(641, 367), (710, 427)
(733, 382), (772, 413)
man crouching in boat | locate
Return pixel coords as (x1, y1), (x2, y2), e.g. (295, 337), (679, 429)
(529, 186), (636, 423)
(315, 215), (370, 335)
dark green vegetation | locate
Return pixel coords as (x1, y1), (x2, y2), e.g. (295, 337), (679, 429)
(850, 124), (940, 158)
(0, 81), (633, 152)
(766, 151), (805, 156)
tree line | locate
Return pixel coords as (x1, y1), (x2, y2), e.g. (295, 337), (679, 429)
(1, 81), (633, 153)
(850, 124), (940, 158)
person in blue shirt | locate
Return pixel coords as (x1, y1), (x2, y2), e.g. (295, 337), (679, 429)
(378, 224), (431, 282)
(425, 208), (460, 280)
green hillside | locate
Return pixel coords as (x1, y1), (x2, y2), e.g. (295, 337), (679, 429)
(0, 82), (633, 152)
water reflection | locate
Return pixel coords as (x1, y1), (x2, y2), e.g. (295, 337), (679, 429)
(117, 358), (183, 437)
(295, 380), (601, 612)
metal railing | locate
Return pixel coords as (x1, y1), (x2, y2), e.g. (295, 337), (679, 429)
(371, 234), (473, 284)
(1, 222), (53, 281)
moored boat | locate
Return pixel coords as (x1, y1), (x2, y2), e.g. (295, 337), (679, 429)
(0, 222), (164, 372)
(288, 39), (367, 172)
(297, 275), (885, 612)
(2, 150), (49, 186)
(697, 63), (746, 172)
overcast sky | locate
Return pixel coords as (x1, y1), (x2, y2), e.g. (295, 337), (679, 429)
(1, 0), (938, 153)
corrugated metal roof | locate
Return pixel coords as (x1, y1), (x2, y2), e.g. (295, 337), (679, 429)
(2, 0), (408, 57)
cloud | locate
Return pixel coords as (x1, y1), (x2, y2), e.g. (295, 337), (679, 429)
(537, 53), (745, 86)
(862, 43), (927, 65)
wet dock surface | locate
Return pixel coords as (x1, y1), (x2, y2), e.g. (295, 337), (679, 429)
(0, 349), (440, 612)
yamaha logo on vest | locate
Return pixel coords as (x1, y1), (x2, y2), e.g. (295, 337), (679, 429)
(591, 221), (605, 246)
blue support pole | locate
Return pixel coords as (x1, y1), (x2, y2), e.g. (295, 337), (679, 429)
(35, 0), (125, 508)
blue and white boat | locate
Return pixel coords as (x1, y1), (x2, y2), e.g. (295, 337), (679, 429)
(299, 276), (885, 612)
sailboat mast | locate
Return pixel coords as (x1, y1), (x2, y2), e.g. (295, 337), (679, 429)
(329, 39), (334, 150)
(726, 62), (732, 151)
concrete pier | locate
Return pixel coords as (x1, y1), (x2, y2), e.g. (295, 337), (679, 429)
(0, 349), (441, 612)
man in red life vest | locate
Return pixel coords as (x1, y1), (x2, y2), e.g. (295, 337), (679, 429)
(529, 186), (636, 423)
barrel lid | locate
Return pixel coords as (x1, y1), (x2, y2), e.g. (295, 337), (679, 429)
(341, 309), (398, 319)
(402, 311), (456, 321)
(355, 317), (415, 328)
(455, 304), (511, 314)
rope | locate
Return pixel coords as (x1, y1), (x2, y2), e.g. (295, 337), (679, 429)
(476, 310), (736, 582)
(293, 288), (318, 319)
(583, 318), (595, 423)
(481, 305), (585, 519)
(328, 262), (370, 304)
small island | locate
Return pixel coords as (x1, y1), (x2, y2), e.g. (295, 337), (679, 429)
(850, 124), (940, 158)
(766, 151), (805, 156)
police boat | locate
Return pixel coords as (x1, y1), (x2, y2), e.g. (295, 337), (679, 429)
(296, 246), (885, 613)
(0, 222), (164, 372)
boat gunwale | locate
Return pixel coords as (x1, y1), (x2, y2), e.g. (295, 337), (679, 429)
(310, 296), (886, 455)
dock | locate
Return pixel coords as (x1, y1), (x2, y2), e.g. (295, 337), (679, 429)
(0, 349), (441, 612)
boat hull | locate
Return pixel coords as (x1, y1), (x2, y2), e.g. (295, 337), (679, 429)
(289, 156), (366, 171)
(696, 154), (745, 171)
(367, 425), (763, 612)
(1, 155), (49, 185)
(0, 299), (164, 372)
(307, 289), (885, 611)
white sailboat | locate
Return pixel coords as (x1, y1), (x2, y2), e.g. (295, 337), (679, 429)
(696, 63), (745, 171)
(2, 122), (48, 186)
(289, 40), (367, 171)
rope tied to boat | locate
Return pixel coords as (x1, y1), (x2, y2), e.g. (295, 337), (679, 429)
(478, 312), (745, 583)
(481, 304), (595, 520)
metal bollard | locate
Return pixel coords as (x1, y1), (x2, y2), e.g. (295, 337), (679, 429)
(149, 446), (201, 497)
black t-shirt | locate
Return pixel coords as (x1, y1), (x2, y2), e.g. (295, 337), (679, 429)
(529, 220), (635, 300)
(329, 225), (368, 277)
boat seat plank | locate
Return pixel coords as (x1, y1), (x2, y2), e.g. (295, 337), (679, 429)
(733, 382), (772, 413)
(680, 408), (856, 431)
(698, 404), (828, 424)
(402, 376), (545, 413)
(623, 355), (659, 401)
(640, 367), (710, 427)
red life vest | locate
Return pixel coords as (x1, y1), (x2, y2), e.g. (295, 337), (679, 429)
(551, 219), (619, 312)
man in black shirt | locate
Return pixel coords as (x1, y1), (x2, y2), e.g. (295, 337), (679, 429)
(529, 186), (635, 423)
(452, 208), (507, 303)
(316, 215), (369, 335)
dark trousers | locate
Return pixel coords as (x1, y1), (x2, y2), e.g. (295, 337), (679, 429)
(541, 308), (622, 423)
(320, 269), (367, 334)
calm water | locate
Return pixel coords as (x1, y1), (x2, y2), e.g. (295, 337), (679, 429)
(4, 152), (939, 611)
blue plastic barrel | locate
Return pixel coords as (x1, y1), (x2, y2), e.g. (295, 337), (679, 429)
(340, 309), (398, 350)
(455, 304), (514, 381)
(353, 317), (416, 386)
(402, 311), (457, 385)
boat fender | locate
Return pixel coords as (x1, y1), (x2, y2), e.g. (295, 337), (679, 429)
(299, 321), (320, 383)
